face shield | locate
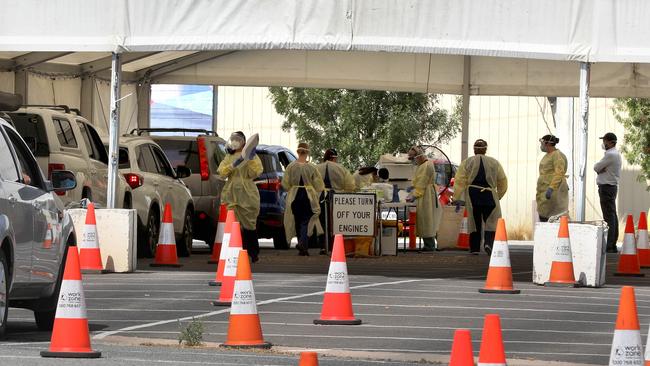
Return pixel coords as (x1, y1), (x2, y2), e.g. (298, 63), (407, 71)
(227, 134), (245, 153)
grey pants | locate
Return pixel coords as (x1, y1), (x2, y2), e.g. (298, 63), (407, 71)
(598, 184), (618, 251)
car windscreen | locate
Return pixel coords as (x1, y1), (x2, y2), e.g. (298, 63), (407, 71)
(154, 139), (200, 173)
(7, 113), (50, 157)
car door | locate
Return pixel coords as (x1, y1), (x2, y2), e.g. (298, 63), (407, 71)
(0, 125), (35, 285)
(77, 121), (109, 206)
(150, 145), (185, 231)
(3, 126), (60, 285)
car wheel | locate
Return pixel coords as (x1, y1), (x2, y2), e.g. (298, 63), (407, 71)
(34, 242), (70, 330)
(0, 250), (8, 338)
(177, 209), (193, 257)
(143, 211), (160, 258)
(272, 228), (289, 250)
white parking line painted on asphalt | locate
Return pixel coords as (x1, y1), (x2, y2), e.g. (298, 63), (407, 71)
(279, 300), (620, 316)
(339, 347), (609, 358)
(348, 294), (625, 308)
(93, 277), (425, 340)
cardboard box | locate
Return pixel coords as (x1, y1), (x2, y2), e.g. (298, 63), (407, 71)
(436, 206), (463, 249)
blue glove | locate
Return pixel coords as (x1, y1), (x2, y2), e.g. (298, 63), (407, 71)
(454, 200), (465, 213)
(545, 187), (553, 200)
(232, 157), (244, 168)
(406, 186), (414, 193)
(247, 148), (256, 160)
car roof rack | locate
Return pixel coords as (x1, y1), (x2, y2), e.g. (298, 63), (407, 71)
(22, 104), (74, 114)
(130, 128), (218, 136)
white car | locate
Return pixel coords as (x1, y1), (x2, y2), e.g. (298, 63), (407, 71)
(7, 106), (131, 209)
(109, 135), (194, 258)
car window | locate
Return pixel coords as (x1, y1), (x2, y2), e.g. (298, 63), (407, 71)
(81, 121), (109, 164)
(277, 151), (295, 170)
(8, 113), (50, 157)
(118, 147), (130, 169)
(137, 145), (161, 174)
(77, 122), (97, 160)
(257, 152), (278, 173)
(155, 140), (199, 172)
(150, 146), (176, 178)
(212, 141), (226, 166)
(53, 118), (77, 148)
(4, 127), (44, 188)
(0, 127), (19, 182)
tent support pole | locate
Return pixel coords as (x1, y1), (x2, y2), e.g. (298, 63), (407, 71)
(461, 56), (471, 161)
(107, 52), (122, 209)
(576, 62), (590, 221)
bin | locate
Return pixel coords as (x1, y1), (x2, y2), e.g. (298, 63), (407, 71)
(532, 221), (608, 287)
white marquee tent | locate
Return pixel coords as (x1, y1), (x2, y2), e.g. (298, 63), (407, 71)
(1, 0), (649, 213)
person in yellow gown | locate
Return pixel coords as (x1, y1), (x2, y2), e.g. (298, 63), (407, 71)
(536, 134), (569, 222)
(406, 146), (441, 251)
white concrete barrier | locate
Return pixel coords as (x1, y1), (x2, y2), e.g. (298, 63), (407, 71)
(67, 208), (138, 273)
(532, 221), (608, 287)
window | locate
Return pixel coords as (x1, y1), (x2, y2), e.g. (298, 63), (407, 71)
(8, 113), (50, 157)
(0, 127), (19, 182)
(118, 148), (130, 169)
(150, 146), (176, 178)
(277, 151), (296, 170)
(156, 140), (199, 172)
(5, 127), (43, 188)
(78, 121), (108, 164)
(77, 122), (96, 159)
(53, 118), (77, 148)
(257, 152), (278, 173)
(137, 145), (160, 174)
(212, 142), (226, 166)
(149, 84), (214, 132)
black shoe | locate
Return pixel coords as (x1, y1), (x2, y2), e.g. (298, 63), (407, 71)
(484, 245), (492, 256)
(251, 255), (259, 263)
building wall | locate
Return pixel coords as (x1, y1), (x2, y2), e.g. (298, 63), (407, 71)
(216, 86), (650, 237)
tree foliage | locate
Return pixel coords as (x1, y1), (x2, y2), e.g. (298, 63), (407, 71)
(613, 98), (650, 187)
(268, 88), (461, 170)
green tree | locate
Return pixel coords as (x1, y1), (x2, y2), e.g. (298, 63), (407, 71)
(268, 88), (461, 170)
(613, 98), (650, 188)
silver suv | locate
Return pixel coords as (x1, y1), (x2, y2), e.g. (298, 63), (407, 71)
(0, 114), (77, 337)
(133, 129), (226, 248)
(7, 106), (131, 209)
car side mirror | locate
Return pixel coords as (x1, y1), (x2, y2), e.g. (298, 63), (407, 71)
(50, 170), (77, 191)
(175, 165), (191, 179)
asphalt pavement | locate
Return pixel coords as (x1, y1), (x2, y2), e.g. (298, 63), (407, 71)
(3, 242), (649, 365)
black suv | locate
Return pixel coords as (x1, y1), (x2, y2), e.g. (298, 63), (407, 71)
(254, 145), (296, 249)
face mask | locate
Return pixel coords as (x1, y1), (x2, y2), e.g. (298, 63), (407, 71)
(228, 140), (242, 151)
(601, 143), (607, 150)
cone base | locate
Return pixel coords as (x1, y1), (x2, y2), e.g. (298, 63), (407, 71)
(212, 300), (231, 306)
(313, 318), (362, 325)
(150, 263), (182, 268)
(544, 281), (580, 287)
(81, 269), (109, 274)
(614, 272), (645, 277)
(208, 281), (221, 286)
(41, 350), (101, 358)
(479, 288), (521, 294)
(220, 342), (272, 349)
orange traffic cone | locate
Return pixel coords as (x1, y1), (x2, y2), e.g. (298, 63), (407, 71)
(41, 247), (101, 358)
(479, 218), (520, 294)
(209, 210), (236, 286)
(450, 329), (475, 366)
(150, 203), (182, 268)
(43, 223), (53, 249)
(478, 314), (506, 366)
(545, 216), (579, 287)
(637, 212), (650, 268)
(609, 286), (644, 365)
(456, 209), (470, 250)
(208, 204), (228, 264)
(615, 215), (644, 277)
(213, 221), (243, 306)
(314, 234), (361, 325)
(79, 202), (106, 274)
(220, 249), (272, 349)
(298, 351), (319, 365)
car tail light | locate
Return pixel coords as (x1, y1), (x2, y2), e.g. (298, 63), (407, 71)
(123, 173), (143, 189)
(197, 136), (209, 181)
(198, 212), (207, 220)
(255, 178), (281, 191)
(48, 163), (66, 196)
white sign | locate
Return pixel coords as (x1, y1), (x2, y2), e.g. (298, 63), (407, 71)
(332, 193), (376, 237)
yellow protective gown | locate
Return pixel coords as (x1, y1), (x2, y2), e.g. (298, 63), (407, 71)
(217, 152), (263, 230)
(536, 149), (569, 218)
(453, 155), (508, 232)
(316, 161), (355, 192)
(353, 171), (374, 190)
(412, 160), (441, 238)
(282, 161), (325, 243)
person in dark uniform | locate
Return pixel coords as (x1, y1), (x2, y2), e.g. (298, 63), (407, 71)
(452, 139), (508, 255)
